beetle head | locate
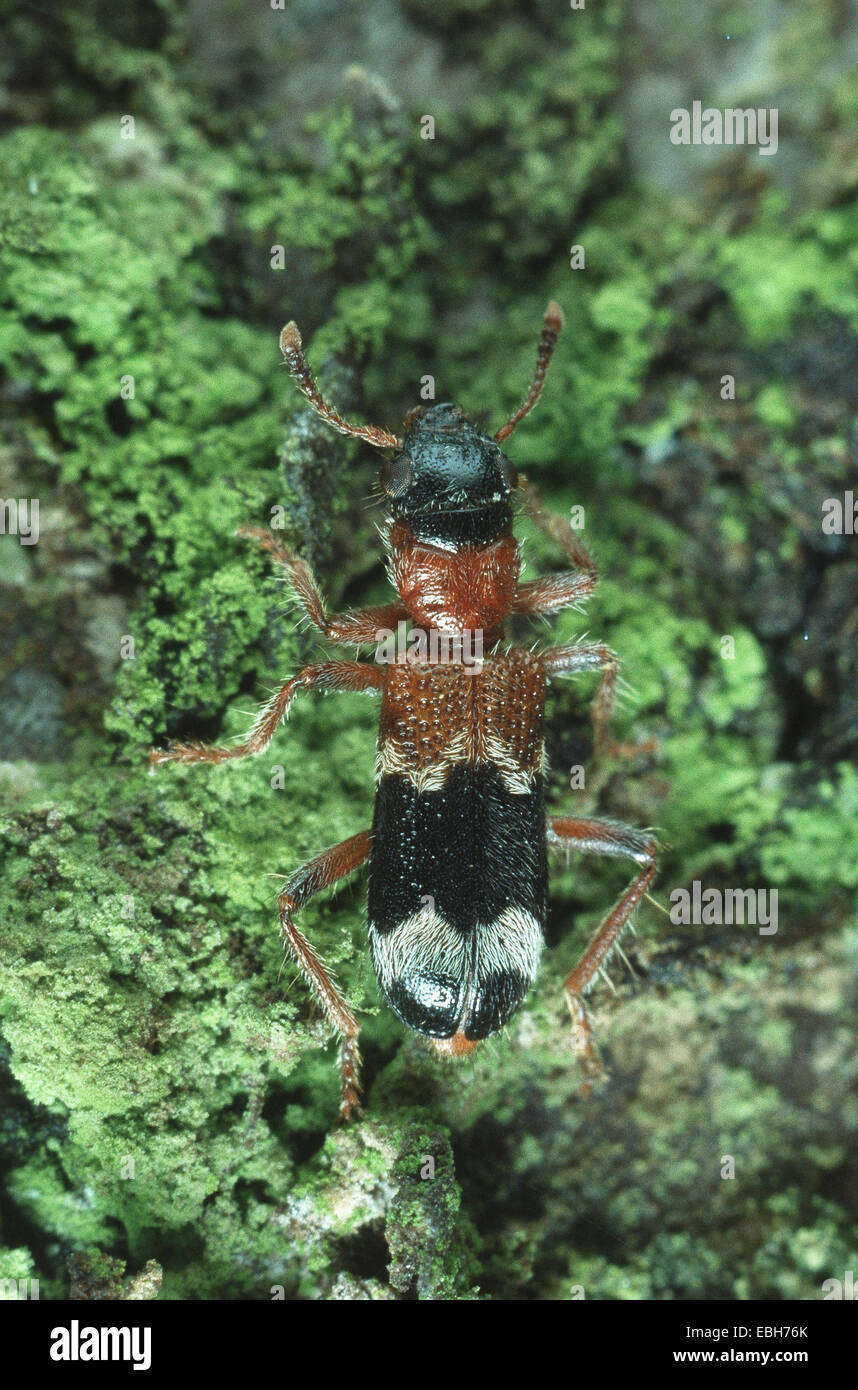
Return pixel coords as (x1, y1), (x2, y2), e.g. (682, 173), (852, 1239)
(380, 404), (516, 545)
(279, 302), (564, 546)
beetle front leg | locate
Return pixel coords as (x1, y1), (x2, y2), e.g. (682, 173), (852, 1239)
(278, 830), (372, 1121)
(548, 816), (658, 1087)
(237, 527), (408, 645)
(511, 477), (598, 619)
(520, 483), (654, 757)
(149, 660), (383, 767)
(512, 570), (596, 618)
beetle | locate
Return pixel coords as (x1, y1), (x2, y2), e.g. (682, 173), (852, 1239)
(150, 303), (658, 1119)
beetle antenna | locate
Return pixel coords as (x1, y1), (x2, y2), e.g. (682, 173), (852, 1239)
(280, 323), (401, 449)
(494, 300), (564, 444)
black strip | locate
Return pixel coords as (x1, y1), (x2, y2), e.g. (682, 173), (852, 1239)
(369, 764), (547, 935)
(403, 501), (512, 548)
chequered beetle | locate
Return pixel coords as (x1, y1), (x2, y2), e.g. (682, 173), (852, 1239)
(150, 304), (658, 1119)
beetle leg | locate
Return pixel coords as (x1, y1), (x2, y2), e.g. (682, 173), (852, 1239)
(516, 476), (597, 578)
(512, 570), (596, 618)
(279, 830), (372, 1121)
(517, 485), (652, 757)
(543, 642), (655, 761)
(237, 527), (408, 645)
(548, 816), (658, 1088)
(149, 660), (382, 767)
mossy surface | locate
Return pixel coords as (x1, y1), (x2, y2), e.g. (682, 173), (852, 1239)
(1, 1), (856, 1299)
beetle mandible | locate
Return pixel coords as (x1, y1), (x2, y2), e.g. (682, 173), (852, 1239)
(150, 303), (658, 1119)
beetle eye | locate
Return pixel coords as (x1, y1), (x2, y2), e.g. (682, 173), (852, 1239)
(499, 455), (518, 490)
(380, 454), (415, 497)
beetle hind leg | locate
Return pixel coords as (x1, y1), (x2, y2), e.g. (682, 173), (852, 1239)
(278, 829), (372, 1120)
(548, 816), (658, 1090)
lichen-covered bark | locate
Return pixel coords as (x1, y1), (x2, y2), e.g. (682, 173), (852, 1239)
(1, 1), (856, 1300)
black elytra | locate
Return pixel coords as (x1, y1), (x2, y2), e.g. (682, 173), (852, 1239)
(368, 765), (548, 1039)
